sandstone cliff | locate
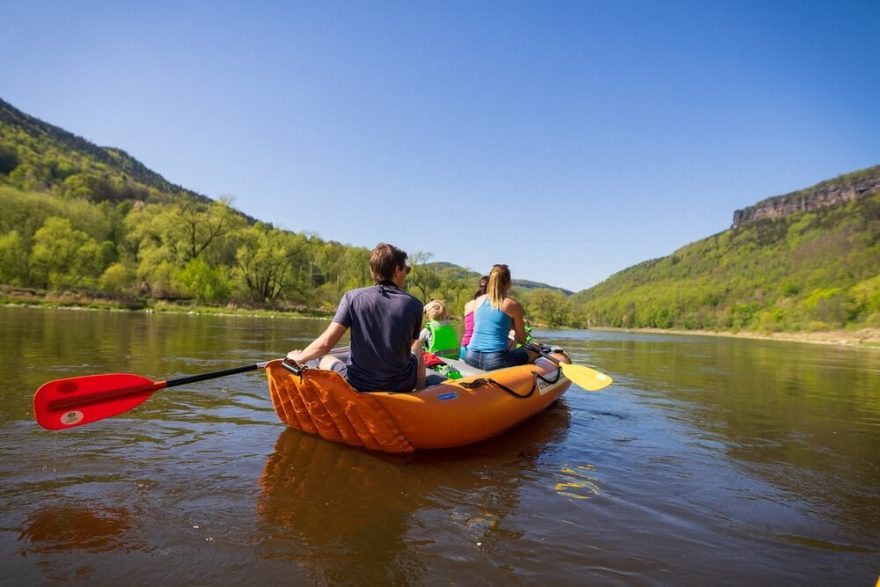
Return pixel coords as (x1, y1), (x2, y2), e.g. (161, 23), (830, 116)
(732, 165), (880, 228)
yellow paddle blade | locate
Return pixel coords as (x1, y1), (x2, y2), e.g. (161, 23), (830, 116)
(559, 363), (613, 392)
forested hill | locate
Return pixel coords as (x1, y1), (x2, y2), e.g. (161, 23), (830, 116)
(0, 98), (571, 323)
(570, 165), (880, 332)
(426, 262), (573, 295)
(0, 98), (215, 207)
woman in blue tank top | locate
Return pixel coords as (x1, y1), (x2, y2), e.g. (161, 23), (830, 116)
(464, 264), (540, 371)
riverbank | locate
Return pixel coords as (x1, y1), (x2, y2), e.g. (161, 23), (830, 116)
(0, 286), (332, 320)
(594, 326), (880, 349)
(4, 287), (878, 348)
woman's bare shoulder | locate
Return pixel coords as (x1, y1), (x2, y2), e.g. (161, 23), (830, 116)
(502, 297), (522, 313)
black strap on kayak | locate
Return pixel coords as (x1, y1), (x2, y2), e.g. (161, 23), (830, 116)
(459, 375), (537, 399)
(458, 359), (565, 398)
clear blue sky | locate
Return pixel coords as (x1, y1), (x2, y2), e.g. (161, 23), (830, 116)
(2, 1), (878, 291)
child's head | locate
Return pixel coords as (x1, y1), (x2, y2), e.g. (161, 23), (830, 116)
(423, 299), (448, 321)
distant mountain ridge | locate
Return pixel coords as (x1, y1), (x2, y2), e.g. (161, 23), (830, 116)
(427, 262), (572, 295)
(571, 165), (880, 331)
(732, 166), (880, 228)
(0, 98), (213, 205)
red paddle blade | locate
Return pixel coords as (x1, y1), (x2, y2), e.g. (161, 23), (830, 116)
(33, 373), (165, 430)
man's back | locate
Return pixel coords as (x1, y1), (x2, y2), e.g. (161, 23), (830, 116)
(333, 283), (423, 392)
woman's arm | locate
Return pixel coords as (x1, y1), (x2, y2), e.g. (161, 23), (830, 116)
(504, 298), (540, 361)
(504, 299), (529, 345)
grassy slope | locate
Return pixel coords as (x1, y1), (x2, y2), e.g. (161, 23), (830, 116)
(571, 168), (880, 332)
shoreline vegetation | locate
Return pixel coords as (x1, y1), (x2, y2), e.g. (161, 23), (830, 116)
(591, 327), (880, 349)
(4, 288), (878, 349)
(0, 286), (332, 320)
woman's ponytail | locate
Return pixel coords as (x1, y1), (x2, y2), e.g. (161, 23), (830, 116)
(486, 264), (511, 310)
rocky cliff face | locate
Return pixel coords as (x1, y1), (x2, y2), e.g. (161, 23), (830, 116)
(732, 165), (880, 228)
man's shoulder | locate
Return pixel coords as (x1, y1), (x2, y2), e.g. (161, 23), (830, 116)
(343, 285), (375, 299)
(401, 289), (422, 303)
(344, 285), (420, 306)
(402, 291), (423, 311)
(344, 285), (401, 304)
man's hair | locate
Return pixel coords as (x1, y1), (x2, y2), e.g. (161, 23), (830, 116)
(370, 242), (408, 283)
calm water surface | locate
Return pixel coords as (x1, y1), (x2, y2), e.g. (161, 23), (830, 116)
(1, 307), (878, 585)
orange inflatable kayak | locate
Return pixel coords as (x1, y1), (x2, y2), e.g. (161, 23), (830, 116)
(265, 353), (572, 453)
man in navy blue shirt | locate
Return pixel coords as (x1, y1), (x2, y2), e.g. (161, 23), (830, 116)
(285, 243), (425, 392)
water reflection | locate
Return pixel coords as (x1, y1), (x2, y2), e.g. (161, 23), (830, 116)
(554, 464), (601, 500)
(18, 504), (142, 556)
(562, 333), (880, 552)
(257, 431), (426, 583)
(256, 403), (571, 583)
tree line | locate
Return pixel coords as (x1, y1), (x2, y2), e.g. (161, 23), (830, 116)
(0, 184), (575, 326)
(1, 180), (877, 332)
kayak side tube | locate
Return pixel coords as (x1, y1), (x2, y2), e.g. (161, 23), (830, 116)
(265, 354), (571, 453)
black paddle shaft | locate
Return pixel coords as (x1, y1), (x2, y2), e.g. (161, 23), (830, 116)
(165, 363), (263, 388)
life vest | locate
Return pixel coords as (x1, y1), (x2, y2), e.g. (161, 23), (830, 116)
(424, 320), (460, 359)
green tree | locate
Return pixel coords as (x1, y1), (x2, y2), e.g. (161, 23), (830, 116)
(233, 226), (310, 305)
(407, 251), (440, 302)
(437, 274), (472, 318)
(336, 246), (372, 291)
(175, 257), (230, 303)
(99, 262), (136, 293)
(0, 186), (112, 247)
(0, 231), (28, 285)
(30, 217), (104, 289)
(126, 199), (244, 292)
(126, 199), (243, 264)
(849, 275), (880, 324)
(178, 199), (244, 263)
(0, 142), (19, 174)
(524, 288), (572, 327)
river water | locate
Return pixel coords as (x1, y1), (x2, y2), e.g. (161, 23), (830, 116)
(0, 306), (878, 585)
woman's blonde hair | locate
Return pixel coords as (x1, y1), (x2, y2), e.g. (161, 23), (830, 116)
(423, 299), (448, 321)
(486, 264), (511, 310)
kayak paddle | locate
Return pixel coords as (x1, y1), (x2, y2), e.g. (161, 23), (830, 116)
(33, 362), (272, 430)
(527, 344), (613, 392)
(33, 347), (353, 430)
